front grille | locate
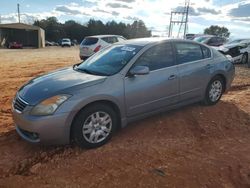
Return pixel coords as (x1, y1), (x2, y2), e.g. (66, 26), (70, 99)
(13, 96), (28, 112)
(220, 46), (241, 58)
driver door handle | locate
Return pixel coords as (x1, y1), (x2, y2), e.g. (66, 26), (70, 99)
(168, 75), (177, 80)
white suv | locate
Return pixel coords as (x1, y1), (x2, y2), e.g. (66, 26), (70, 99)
(61, 38), (71, 47)
(79, 35), (126, 60)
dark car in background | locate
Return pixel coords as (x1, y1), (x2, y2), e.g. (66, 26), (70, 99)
(194, 35), (227, 47)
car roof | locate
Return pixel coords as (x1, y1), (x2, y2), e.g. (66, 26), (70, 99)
(116, 37), (204, 47)
(86, 35), (123, 38)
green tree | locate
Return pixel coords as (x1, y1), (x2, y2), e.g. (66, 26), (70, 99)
(34, 17), (65, 41)
(33, 18), (151, 42)
(125, 20), (151, 39)
(87, 19), (106, 35)
(204, 25), (230, 38)
(64, 20), (88, 42)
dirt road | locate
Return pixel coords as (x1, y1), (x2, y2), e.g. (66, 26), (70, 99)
(0, 47), (249, 187)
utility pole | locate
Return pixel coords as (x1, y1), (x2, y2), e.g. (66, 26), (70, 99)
(168, 0), (190, 38)
(183, 0), (190, 38)
(17, 3), (20, 23)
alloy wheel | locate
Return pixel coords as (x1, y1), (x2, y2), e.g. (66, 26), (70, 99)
(209, 80), (223, 102)
(82, 111), (112, 144)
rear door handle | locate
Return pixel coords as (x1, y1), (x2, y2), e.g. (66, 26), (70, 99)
(206, 64), (213, 69)
(168, 75), (177, 80)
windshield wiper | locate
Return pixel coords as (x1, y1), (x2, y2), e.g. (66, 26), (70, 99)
(73, 65), (107, 76)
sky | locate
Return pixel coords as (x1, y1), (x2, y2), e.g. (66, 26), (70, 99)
(1, 0), (250, 38)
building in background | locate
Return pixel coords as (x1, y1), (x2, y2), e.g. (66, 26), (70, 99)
(0, 23), (45, 48)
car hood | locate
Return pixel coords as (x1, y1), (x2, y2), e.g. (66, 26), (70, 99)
(216, 43), (245, 52)
(18, 67), (106, 105)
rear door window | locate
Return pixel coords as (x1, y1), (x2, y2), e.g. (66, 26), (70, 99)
(81, 37), (98, 45)
(175, 42), (203, 64)
(101, 37), (110, 43)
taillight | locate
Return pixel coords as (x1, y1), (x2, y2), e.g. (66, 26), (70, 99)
(94, 45), (101, 52)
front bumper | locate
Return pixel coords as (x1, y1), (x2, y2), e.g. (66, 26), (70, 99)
(12, 109), (71, 145)
(232, 55), (242, 64)
(225, 63), (235, 92)
(79, 48), (94, 60)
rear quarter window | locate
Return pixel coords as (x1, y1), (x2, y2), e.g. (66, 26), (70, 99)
(102, 37), (118, 44)
(81, 38), (98, 45)
(117, 37), (126, 42)
(201, 45), (211, 58)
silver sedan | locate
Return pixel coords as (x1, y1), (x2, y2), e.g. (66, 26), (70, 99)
(12, 38), (235, 148)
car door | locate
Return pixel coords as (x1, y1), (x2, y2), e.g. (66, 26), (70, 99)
(124, 42), (179, 117)
(174, 42), (212, 102)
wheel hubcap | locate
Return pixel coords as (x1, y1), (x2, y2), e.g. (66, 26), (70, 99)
(209, 80), (222, 102)
(82, 111), (112, 144)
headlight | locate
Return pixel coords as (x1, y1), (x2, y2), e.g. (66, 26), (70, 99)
(30, 95), (71, 116)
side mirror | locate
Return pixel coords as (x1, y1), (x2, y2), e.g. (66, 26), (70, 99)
(129, 66), (149, 76)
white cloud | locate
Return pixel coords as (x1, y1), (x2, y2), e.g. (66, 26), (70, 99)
(1, 0), (250, 38)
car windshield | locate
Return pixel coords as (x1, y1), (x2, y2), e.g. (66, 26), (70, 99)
(76, 44), (142, 76)
(62, 39), (70, 42)
(81, 37), (98, 45)
(194, 36), (210, 43)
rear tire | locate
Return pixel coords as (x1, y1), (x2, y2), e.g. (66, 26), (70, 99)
(72, 104), (118, 149)
(242, 53), (248, 64)
(203, 76), (225, 106)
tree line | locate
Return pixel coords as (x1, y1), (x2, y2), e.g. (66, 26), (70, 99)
(33, 17), (152, 43)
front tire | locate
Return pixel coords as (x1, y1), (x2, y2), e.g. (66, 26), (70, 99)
(203, 76), (224, 105)
(72, 104), (118, 149)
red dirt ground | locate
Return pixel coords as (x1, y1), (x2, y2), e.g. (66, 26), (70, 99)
(0, 47), (249, 188)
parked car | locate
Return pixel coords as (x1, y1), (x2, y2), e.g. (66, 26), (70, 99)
(51, 41), (59, 46)
(45, 40), (53, 46)
(227, 38), (250, 45)
(71, 39), (78, 46)
(12, 38), (235, 148)
(194, 35), (227, 47)
(61, 38), (71, 47)
(185, 33), (196, 40)
(214, 39), (250, 64)
(8, 42), (23, 49)
(79, 35), (126, 60)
